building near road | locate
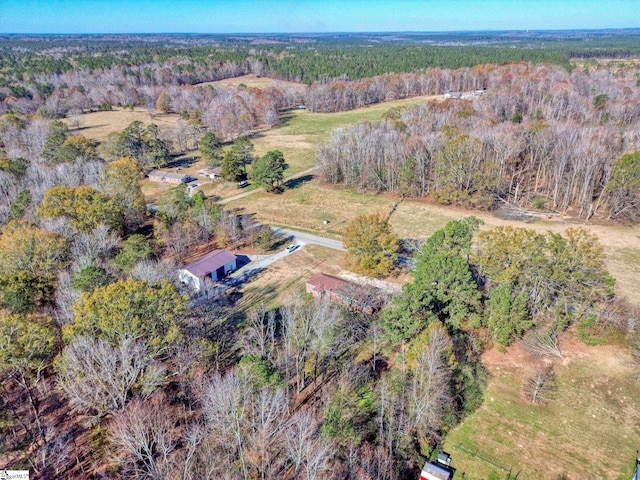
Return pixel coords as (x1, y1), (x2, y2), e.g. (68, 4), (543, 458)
(198, 167), (222, 179)
(148, 170), (192, 184)
(305, 272), (380, 313)
(306, 272), (351, 299)
(420, 453), (455, 480)
(178, 249), (237, 292)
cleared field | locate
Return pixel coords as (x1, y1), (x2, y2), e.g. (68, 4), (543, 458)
(64, 108), (180, 141)
(251, 94), (444, 175)
(445, 332), (640, 479)
(193, 73), (303, 89)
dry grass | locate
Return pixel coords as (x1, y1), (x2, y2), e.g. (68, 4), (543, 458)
(225, 182), (394, 237)
(249, 93), (446, 174)
(64, 108), (181, 141)
(226, 182), (640, 301)
(446, 331), (640, 479)
(232, 244), (345, 311)
(194, 74), (303, 89)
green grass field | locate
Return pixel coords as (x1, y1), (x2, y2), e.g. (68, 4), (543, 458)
(445, 336), (640, 479)
(251, 95), (442, 175)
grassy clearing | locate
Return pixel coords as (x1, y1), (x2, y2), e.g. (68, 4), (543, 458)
(193, 73), (302, 89)
(251, 94), (444, 174)
(225, 182), (395, 235)
(445, 334), (640, 479)
(232, 245), (345, 312)
(64, 108), (180, 141)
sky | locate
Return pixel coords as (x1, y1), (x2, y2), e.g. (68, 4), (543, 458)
(1, 0), (638, 34)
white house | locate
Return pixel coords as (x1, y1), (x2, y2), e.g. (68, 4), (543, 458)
(148, 170), (192, 184)
(197, 167), (222, 179)
(178, 249), (237, 292)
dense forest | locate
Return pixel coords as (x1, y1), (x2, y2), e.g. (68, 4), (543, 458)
(2, 30), (640, 84)
(316, 62), (640, 220)
(1, 33), (640, 479)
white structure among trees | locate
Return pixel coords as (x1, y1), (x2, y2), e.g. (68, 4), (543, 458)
(178, 249), (237, 291)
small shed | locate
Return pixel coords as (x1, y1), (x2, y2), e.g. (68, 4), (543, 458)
(198, 167), (222, 179)
(178, 249), (237, 292)
(306, 272), (351, 300)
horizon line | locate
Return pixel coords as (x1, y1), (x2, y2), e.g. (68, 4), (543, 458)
(2, 27), (640, 36)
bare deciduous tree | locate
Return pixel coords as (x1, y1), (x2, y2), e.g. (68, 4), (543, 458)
(56, 336), (165, 418)
(286, 410), (335, 480)
(523, 365), (556, 404)
(109, 393), (178, 479)
(407, 322), (453, 446)
(522, 328), (563, 359)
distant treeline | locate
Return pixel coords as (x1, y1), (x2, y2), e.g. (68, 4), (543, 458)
(316, 63), (640, 221)
(2, 31), (640, 88)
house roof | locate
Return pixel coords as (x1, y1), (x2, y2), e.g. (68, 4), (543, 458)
(306, 272), (351, 293)
(198, 167), (222, 176)
(148, 170), (190, 181)
(164, 171), (189, 181)
(420, 461), (455, 480)
(181, 249), (236, 277)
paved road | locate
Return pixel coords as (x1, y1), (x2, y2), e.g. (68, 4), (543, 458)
(274, 227), (346, 251)
(274, 227), (415, 268)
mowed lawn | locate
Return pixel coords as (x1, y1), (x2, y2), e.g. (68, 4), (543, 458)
(445, 333), (640, 479)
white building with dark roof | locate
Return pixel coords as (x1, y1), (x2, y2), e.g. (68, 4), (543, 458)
(178, 249), (237, 291)
(148, 170), (192, 184)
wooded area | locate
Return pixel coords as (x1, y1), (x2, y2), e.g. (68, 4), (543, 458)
(1, 33), (640, 479)
(317, 63), (640, 220)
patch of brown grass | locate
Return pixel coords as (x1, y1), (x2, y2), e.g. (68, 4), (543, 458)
(233, 245), (345, 311)
(446, 330), (640, 479)
(193, 74), (303, 90)
(64, 108), (180, 141)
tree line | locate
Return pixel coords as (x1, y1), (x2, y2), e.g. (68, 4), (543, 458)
(3, 31), (640, 89)
(317, 63), (640, 221)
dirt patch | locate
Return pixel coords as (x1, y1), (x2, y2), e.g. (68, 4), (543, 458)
(482, 329), (606, 374)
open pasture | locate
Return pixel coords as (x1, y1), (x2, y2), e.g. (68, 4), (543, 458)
(445, 332), (640, 479)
